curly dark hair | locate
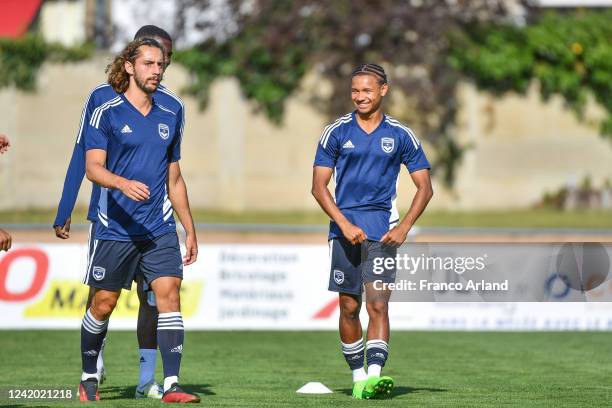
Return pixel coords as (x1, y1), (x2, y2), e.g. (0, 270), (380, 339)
(105, 38), (164, 93)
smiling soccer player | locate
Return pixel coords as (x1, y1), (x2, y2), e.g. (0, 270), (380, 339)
(312, 63), (433, 399)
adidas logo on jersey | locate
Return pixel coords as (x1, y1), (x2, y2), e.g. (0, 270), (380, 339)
(342, 140), (355, 149)
(120, 124), (132, 134)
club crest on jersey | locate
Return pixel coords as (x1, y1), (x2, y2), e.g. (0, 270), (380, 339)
(92, 266), (106, 281)
(158, 123), (170, 140)
(381, 137), (394, 153)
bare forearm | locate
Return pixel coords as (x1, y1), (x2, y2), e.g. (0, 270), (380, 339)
(311, 185), (350, 228)
(86, 162), (126, 190)
(169, 176), (196, 236)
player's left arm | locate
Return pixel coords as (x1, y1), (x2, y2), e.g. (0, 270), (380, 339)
(381, 131), (433, 246)
(381, 169), (433, 246)
(167, 161), (198, 265)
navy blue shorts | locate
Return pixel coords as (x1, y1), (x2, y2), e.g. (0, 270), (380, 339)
(83, 228), (183, 291)
(328, 238), (397, 296)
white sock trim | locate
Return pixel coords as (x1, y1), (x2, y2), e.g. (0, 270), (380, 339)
(159, 312), (182, 318)
(341, 338), (364, 353)
(366, 339), (389, 352)
(83, 310), (108, 334)
(341, 338), (363, 348)
(158, 313), (184, 330)
(86, 309), (107, 326)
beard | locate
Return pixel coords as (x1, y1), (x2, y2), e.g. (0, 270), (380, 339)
(134, 72), (160, 94)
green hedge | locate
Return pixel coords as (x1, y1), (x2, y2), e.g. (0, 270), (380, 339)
(449, 10), (612, 137)
(0, 36), (92, 91)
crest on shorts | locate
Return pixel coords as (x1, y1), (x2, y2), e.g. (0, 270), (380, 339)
(333, 269), (345, 285)
(158, 123), (170, 140)
(92, 266), (106, 281)
(381, 137), (394, 153)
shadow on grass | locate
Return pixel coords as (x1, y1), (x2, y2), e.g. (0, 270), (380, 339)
(1, 405), (53, 408)
(100, 383), (215, 400)
(0, 404), (60, 408)
(337, 386), (447, 399)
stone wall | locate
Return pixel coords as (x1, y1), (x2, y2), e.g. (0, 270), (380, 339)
(0, 56), (610, 212)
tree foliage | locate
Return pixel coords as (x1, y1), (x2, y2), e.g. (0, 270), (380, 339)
(173, 1), (310, 122)
(449, 9), (612, 136)
(5, 4), (611, 188)
(174, 0), (524, 185)
(0, 36), (92, 91)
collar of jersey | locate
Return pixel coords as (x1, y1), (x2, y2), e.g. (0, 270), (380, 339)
(119, 93), (159, 118)
(352, 110), (387, 136)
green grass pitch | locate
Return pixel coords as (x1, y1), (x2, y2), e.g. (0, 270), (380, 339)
(1, 330), (611, 407)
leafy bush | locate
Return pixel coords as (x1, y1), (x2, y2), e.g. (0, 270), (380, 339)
(0, 36), (92, 91)
(449, 10), (612, 137)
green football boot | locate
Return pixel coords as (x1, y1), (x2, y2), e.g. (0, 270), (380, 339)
(351, 380), (367, 399)
(363, 376), (394, 399)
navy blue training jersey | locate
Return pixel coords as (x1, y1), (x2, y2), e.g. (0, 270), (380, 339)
(84, 93), (181, 241)
(53, 83), (184, 228)
(313, 111), (430, 241)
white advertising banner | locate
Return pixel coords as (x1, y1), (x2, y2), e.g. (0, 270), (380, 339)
(1, 243), (612, 330)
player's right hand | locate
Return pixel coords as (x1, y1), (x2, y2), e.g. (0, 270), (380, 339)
(0, 134), (10, 154)
(119, 179), (150, 201)
(0, 228), (12, 251)
(341, 223), (367, 245)
(54, 217), (71, 239)
(183, 234), (198, 266)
